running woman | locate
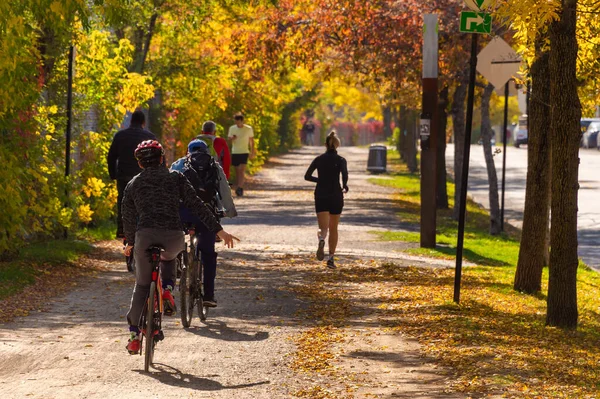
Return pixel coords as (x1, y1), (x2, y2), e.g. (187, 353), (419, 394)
(304, 131), (348, 269)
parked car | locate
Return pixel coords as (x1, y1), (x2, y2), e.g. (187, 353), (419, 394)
(582, 121), (600, 149)
(514, 127), (527, 148)
(514, 114), (528, 148)
(580, 118), (597, 133)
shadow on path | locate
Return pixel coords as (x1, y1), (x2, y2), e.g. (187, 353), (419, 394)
(186, 319), (270, 342)
(136, 363), (270, 391)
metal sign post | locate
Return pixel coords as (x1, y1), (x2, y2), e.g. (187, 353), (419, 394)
(420, 14), (439, 249)
(477, 37), (522, 231)
(501, 82), (510, 231)
(454, 0), (494, 303)
(454, 33), (478, 304)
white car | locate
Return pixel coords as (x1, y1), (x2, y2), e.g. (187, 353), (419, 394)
(514, 128), (528, 148)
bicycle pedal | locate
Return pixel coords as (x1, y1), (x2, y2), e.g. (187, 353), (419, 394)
(156, 330), (165, 341)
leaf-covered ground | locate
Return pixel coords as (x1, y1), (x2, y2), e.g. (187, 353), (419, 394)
(361, 152), (600, 397)
(284, 249), (600, 398)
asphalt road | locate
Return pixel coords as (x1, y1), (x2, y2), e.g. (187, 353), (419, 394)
(447, 144), (600, 269)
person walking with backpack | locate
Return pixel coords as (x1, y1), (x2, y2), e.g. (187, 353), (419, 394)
(304, 131), (348, 269)
(197, 121), (231, 179)
(171, 121), (232, 179)
(107, 110), (156, 239)
(175, 139), (237, 307)
(228, 112), (255, 196)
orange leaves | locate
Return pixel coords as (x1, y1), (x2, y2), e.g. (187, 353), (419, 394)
(292, 325), (344, 373)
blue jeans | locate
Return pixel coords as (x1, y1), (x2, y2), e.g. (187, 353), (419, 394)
(195, 222), (217, 299)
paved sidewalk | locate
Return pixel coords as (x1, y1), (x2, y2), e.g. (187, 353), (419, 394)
(0, 146), (461, 399)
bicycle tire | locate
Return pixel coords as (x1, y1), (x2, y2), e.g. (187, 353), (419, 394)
(144, 281), (156, 372)
(180, 265), (193, 327)
(197, 260), (208, 321)
(199, 300), (208, 321)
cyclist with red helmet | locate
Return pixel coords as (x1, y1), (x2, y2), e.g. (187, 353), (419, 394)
(121, 139), (238, 354)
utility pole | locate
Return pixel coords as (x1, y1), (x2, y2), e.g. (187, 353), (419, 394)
(64, 45), (74, 239)
(420, 14), (439, 249)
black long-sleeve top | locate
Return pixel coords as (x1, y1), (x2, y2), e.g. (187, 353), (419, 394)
(122, 166), (222, 245)
(304, 149), (348, 197)
(107, 125), (156, 180)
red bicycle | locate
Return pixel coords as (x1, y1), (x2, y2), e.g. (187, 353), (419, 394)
(139, 245), (165, 372)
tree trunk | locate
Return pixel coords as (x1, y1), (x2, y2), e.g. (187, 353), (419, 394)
(437, 85), (449, 209)
(514, 36), (551, 293)
(451, 82), (468, 219)
(547, 0), (581, 329)
(398, 106), (406, 160)
(383, 105), (393, 140)
(130, 13), (159, 73)
(480, 83), (501, 235)
(406, 110), (418, 173)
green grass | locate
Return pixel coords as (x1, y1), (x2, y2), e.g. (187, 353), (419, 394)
(0, 239), (93, 300)
(77, 220), (118, 242)
(364, 150), (600, 397)
(370, 152), (522, 267)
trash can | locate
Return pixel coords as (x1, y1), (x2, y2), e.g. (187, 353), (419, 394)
(367, 145), (387, 173)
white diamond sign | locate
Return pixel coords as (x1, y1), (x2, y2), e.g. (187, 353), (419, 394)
(464, 0), (492, 11)
(476, 37), (522, 89)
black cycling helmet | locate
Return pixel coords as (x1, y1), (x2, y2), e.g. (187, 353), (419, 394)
(202, 120), (216, 134)
(134, 140), (164, 161)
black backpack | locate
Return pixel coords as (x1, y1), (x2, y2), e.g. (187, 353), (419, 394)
(183, 152), (220, 206)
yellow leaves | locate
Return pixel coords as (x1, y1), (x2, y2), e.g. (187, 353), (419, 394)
(58, 207), (73, 229)
(294, 386), (338, 399)
(82, 177), (105, 198)
(118, 72), (155, 113)
(76, 204), (93, 224)
(50, 1), (64, 17)
(494, 0), (600, 111)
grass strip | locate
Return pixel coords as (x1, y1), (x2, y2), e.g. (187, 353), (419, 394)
(367, 151), (600, 397)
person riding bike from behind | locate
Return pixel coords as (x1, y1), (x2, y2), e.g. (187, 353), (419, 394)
(175, 139), (237, 307)
(122, 140), (238, 354)
(171, 121), (232, 179)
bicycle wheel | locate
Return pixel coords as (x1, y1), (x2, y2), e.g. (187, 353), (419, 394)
(199, 299), (209, 321)
(180, 264), (193, 328)
(197, 260), (208, 321)
(144, 281), (156, 372)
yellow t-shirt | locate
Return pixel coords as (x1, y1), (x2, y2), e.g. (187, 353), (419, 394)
(228, 124), (254, 154)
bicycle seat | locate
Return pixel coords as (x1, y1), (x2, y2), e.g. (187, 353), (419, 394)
(147, 245), (165, 253)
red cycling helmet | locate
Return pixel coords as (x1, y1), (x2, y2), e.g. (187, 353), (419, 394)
(134, 140), (164, 161)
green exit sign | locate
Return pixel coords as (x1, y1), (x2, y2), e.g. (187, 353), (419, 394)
(460, 11), (492, 34)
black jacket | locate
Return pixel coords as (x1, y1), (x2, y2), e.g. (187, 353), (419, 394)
(304, 149), (348, 198)
(107, 125), (156, 180)
(122, 166), (222, 245)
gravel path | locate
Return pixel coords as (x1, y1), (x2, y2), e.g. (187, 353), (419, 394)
(0, 146), (461, 398)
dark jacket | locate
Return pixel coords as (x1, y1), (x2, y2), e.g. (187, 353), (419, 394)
(122, 166), (222, 245)
(107, 125), (156, 180)
(304, 149), (348, 198)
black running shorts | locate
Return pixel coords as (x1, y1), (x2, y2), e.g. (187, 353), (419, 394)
(315, 194), (344, 215)
(231, 153), (249, 166)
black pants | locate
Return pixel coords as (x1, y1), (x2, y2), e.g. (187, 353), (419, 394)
(116, 177), (133, 238)
(195, 222), (217, 299)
